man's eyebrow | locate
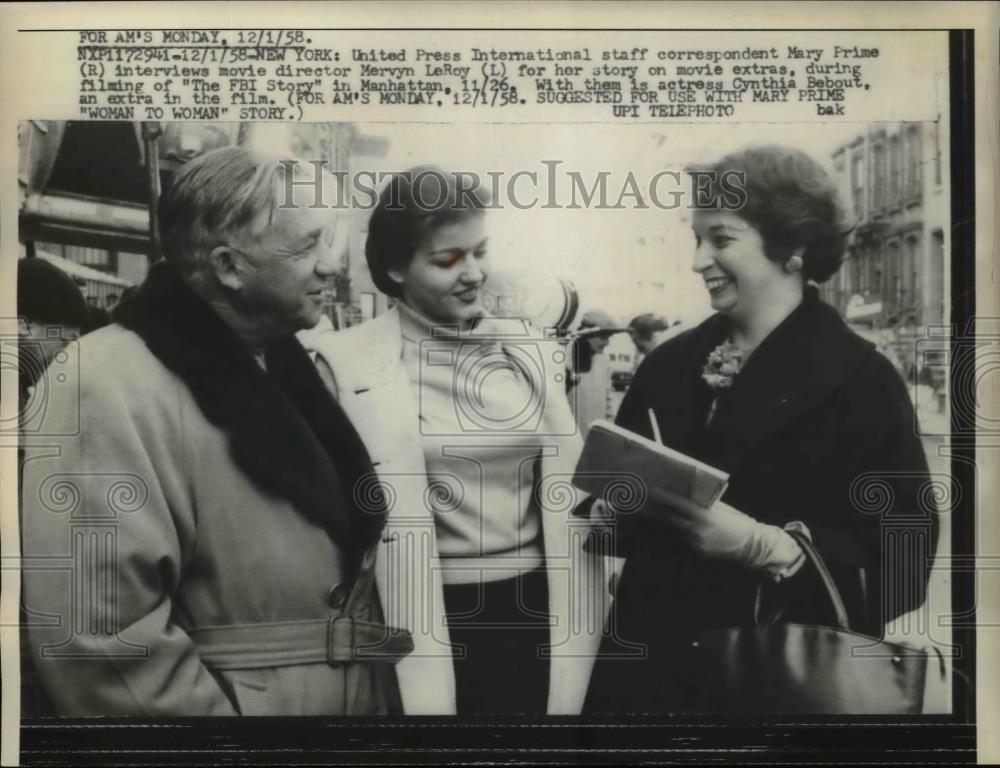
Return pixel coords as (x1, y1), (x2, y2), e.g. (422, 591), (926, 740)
(288, 228), (324, 248)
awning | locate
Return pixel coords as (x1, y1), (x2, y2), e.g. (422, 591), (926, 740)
(20, 193), (152, 255)
(36, 250), (133, 288)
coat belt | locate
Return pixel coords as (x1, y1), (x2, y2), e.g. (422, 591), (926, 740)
(188, 617), (414, 670)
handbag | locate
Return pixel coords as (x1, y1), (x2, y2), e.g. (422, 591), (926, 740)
(678, 529), (949, 714)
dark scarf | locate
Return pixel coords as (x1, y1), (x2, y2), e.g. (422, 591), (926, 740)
(113, 263), (386, 576)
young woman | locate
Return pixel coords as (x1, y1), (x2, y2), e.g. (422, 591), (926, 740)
(584, 145), (937, 713)
(303, 168), (610, 715)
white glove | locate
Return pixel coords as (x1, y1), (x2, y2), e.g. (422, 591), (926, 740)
(646, 487), (805, 580)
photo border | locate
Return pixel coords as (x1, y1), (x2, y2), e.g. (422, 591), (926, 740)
(1, 10), (989, 765)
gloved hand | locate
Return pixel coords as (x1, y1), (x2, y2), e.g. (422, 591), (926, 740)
(646, 487), (804, 579)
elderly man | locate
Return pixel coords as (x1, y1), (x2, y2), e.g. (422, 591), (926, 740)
(21, 146), (411, 716)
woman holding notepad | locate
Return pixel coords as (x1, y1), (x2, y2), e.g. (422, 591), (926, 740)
(584, 145), (937, 713)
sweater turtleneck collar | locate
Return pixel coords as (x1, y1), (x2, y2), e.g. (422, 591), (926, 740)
(397, 300), (495, 345)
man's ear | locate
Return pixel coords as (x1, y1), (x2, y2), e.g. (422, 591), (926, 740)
(208, 246), (245, 292)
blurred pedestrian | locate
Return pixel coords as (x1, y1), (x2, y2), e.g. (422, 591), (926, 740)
(566, 309), (625, 434)
(627, 312), (683, 367)
(16, 257), (87, 410)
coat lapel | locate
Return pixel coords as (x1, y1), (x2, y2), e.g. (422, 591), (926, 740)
(306, 310), (457, 714)
(650, 315), (729, 456)
(266, 339), (387, 553)
(711, 288), (875, 472)
(114, 263), (383, 567)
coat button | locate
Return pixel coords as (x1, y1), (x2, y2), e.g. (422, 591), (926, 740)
(328, 584), (349, 609)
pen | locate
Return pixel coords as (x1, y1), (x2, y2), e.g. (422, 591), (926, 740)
(648, 408), (663, 444)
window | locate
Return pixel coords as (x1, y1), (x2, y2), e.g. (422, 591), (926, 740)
(850, 150), (865, 218)
(38, 242), (113, 271)
(904, 237), (920, 309)
(871, 252), (884, 295)
(888, 135), (901, 203)
(117, 251), (148, 285)
(887, 242), (902, 308)
(872, 142), (886, 210)
(64, 244), (112, 271)
(933, 123), (942, 186)
(905, 125), (922, 199)
(832, 152), (847, 214)
(927, 231), (944, 324)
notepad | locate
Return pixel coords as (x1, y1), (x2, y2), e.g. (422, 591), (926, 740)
(573, 419), (729, 509)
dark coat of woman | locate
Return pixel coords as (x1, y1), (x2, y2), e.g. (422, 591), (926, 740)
(584, 286), (938, 713)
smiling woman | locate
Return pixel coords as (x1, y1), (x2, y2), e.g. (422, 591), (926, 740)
(584, 144), (937, 714)
(301, 167), (610, 716)
(362, 167), (495, 335)
(387, 215), (490, 326)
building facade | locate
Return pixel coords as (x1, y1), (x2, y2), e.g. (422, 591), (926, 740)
(821, 120), (948, 380)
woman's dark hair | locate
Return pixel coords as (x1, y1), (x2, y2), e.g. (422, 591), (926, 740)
(365, 166), (491, 298)
(688, 144), (853, 283)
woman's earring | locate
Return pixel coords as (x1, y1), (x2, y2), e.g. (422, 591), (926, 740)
(784, 255), (803, 273)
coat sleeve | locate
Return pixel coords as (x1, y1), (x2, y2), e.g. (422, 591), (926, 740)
(805, 351), (938, 630)
(21, 354), (237, 716)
